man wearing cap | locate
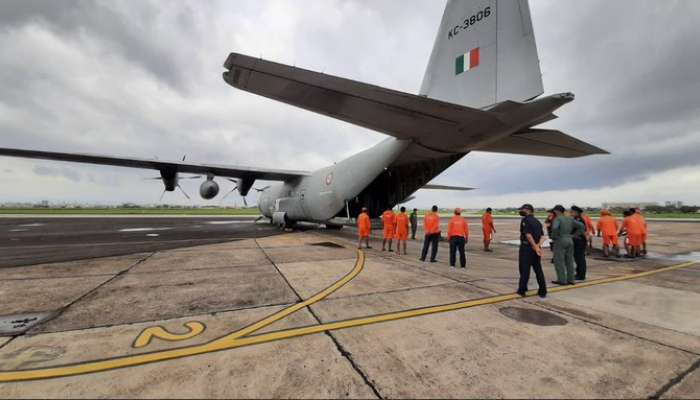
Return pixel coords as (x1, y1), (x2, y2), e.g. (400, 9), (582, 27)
(420, 205), (441, 263)
(550, 205), (582, 285)
(517, 204), (547, 298)
(447, 208), (469, 268)
(570, 206), (589, 281)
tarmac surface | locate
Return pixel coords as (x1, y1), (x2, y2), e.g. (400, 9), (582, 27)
(0, 217), (699, 398)
(0, 217), (279, 267)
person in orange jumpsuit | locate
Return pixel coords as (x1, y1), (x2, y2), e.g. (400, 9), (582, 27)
(581, 210), (595, 254)
(448, 208), (469, 268)
(482, 208), (496, 252)
(596, 209), (620, 257)
(620, 209), (644, 258)
(357, 207), (372, 250)
(395, 206), (410, 255)
(634, 208), (648, 255)
(420, 205), (441, 263)
(381, 208), (397, 252)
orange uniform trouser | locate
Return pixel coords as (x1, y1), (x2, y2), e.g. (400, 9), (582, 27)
(602, 234), (618, 246)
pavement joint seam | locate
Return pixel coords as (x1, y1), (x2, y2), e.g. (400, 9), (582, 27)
(317, 281), (482, 304)
(371, 253), (469, 284)
(0, 273), (121, 282)
(124, 262), (277, 275)
(462, 280), (504, 296)
(254, 239), (383, 398)
(649, 356), (700, 399)
(317, 229), (504, 285)
(529, 301), (700, 357)
(26, 252), (156, 336)
(0, 337), (15, 351)
(28, 300), (300, 337)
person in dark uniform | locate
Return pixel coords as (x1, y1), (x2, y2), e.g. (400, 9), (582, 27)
(570, 205), (588, 281)
(517, 204), (547, 298)
(410, 208), (419, 240)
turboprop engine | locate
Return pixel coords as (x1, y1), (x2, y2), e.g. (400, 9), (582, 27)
(199, 178), (220, 200)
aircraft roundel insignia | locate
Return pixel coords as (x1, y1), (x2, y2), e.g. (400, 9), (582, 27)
(325, 172), (333, 186)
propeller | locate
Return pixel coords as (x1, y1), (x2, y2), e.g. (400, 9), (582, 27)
(220, 184), (239, 203)
(177, 184), (191, 200)
(220, 180), (270, 207)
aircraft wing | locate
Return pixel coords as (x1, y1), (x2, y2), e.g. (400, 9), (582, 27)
(0, 147), (310, 181)
(422, 184), (475, 191)
(476, 128), (608, 158)
(222, 53), (505, 150)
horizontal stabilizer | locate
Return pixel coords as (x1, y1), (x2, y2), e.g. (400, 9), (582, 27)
(223, 53), (504, 151)
(422, 184), (475, 191)
(477, 128), (608, 158)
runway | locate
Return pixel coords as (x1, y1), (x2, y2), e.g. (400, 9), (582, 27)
(0, 217), (281, 268)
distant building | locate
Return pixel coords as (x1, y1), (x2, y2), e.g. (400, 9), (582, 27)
(601, 202), (658, 210)
(33, 200), (50, 208)
(665, 201), (684, 208)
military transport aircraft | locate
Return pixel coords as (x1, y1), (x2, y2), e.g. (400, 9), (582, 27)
(0, 0), (605, 227)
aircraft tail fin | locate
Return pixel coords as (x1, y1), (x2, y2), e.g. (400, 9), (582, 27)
(420, 0), (544, 108)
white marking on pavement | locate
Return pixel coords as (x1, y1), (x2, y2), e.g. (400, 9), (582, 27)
(146, 234), (160, 237)
(118, 227), (172, 232)
(205, 220), (252, 225)
(8, 229), (29, 232)
(19, 223), (44, 227)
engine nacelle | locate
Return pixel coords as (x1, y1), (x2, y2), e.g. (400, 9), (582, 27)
(272, 211), (289, 228)
(159, 169), (177, 191)
(199, 179), (220, 200)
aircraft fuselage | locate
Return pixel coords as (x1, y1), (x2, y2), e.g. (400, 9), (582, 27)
(258, 93), (574, 224)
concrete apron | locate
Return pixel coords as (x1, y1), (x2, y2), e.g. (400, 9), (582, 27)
(0, 230), (698, 398)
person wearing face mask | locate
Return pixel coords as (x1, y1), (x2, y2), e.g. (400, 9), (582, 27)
(516, 204), (547, 298)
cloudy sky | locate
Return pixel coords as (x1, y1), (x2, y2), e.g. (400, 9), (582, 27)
(1, 0), (699, 209)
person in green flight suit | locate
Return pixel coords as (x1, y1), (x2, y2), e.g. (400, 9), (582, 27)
(410, 208), (419, 240)
(550, 205), (585, 285)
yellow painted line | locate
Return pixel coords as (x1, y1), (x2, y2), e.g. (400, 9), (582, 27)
(0, 250), (366, 382)
(221, 249), (365, 340)
(0, 259), (694, 383)
(133, 322), (206, 349)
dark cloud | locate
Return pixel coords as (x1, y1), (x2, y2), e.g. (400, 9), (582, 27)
(0, 0), (206, 91)
(0, 0), (699, 206)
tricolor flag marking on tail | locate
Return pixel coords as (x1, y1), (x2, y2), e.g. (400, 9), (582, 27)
(455, 48), (480, 75)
